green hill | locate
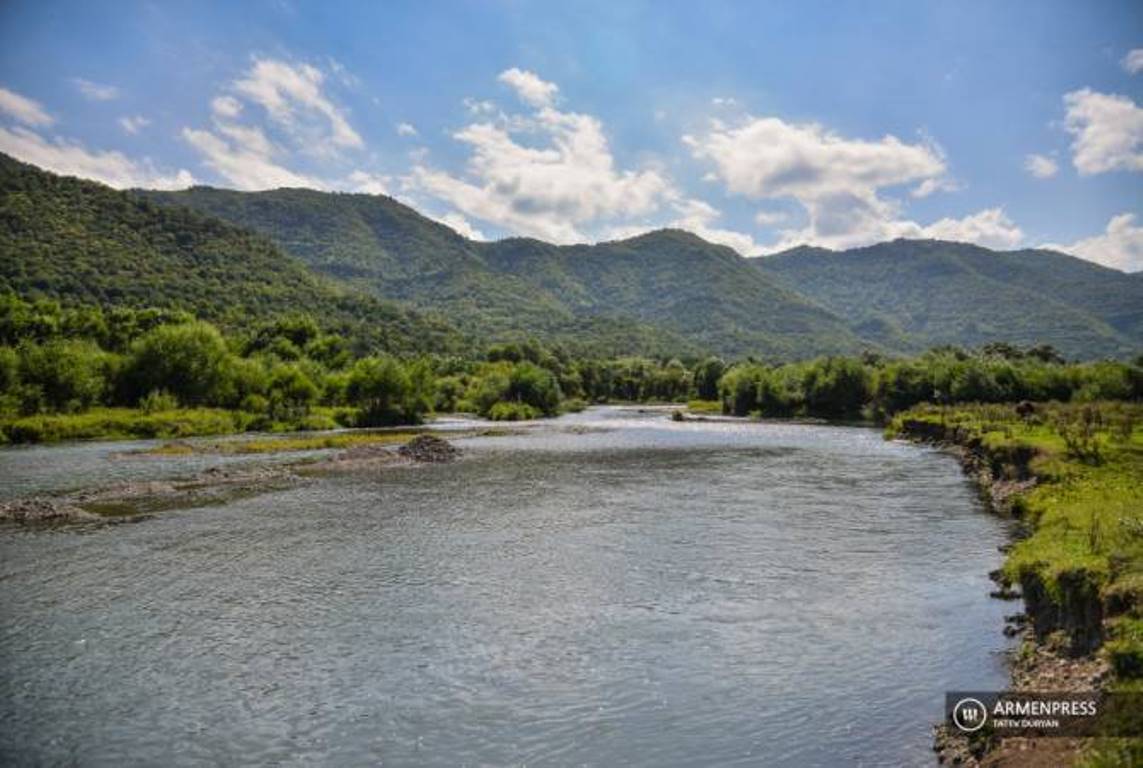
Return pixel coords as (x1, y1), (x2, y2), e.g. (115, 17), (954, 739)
(145, 188), (866, 358)
(753, 239), (1142, 359)
(0, 153), (463, 355)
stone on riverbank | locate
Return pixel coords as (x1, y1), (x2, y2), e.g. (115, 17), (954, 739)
(398, 434), (460, 463)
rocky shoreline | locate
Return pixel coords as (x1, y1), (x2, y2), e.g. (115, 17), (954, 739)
(894, 419), (1109, 767)
(0, 435), (461, 524)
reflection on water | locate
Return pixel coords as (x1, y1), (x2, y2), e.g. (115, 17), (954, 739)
(0, 407), (1013, 766)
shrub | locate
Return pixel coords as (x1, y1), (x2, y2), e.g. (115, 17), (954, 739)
(487, 401), (539, 421)
(139, 389), (179, 413)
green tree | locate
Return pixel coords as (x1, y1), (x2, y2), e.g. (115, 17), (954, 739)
(123, 322), (234, 406)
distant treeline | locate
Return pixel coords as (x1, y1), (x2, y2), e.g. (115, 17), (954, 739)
(1, 295), (1140, 440)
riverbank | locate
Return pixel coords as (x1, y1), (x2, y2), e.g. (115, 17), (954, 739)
(888, 401), (1142, 767)
(0, 433), (463, 523)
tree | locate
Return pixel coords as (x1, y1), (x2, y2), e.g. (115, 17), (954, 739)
(18, 339), (108, 412)
(123, 322), (234, 406)
(693, 357), (725, 401)
(346, 356), (426, 426)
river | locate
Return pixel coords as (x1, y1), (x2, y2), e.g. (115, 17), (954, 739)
(0, 407), (1013, 766)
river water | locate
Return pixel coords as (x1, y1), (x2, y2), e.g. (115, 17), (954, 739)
(0, 407), (1013, 766)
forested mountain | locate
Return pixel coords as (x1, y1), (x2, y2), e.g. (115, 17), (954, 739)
(753, 240), (1143, 359)
(0, 154), (464, 355)
(144, 187), (865, 358)
(5, 154), (1139, 361)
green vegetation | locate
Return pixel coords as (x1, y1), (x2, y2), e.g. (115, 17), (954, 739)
(719, 347), (1141, 420)
(887, 402), (1143, 688)
(755, 240), (1143, 360)
(144, 186), (870, 358)
(0, 153), (464, 356)
(147, 430), (422, 456)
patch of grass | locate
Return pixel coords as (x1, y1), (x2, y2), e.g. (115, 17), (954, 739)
(147, 430), (423, 456)
(686, 399), (723, 414)
(0, 408), (251, 444)
(890, 401), (1143, 680)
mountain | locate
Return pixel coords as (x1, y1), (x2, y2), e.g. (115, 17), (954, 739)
(8, 154), (1139, 361)
(0, 153), (463, 355)
(144, 187), (866, 358)
(753, 239), (1143, 359)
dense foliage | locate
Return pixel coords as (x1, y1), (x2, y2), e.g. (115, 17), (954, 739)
(755, 240), (1143, 360)
(3, 289), (1139, 444)
(719, 347), (1142, 419)
(0, 153), (465, 357)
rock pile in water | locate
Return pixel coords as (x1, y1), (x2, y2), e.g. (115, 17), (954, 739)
(398, 434), (460, 463)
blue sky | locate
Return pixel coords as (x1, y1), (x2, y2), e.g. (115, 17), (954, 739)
(1, 0), (1140, 269)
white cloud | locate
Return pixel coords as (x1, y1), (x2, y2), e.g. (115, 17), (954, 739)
(1024, 153), (1058, 179)
(0, 125), (193, 189)
(0, 86), (53, 126)
(211, 96), (243, 118)
(436, 211), (486, 240)
(396, 121), (418, 137)
(669, 198), (760, 254)
(182, 125), (320, 190)
(232, 57), (362, 148)
(1122, 49), (1143, 75)
(118, 115), (151, 135)
(919, 208), (1024, 249)
(1063, 88), (1143, 174)
(1048, 213), (1143, 272)
(184, 57), (377, 191)
(347, 170), (390, 195)
(462, 97), (496, 116)
(497, 68), (558, 108)
(72, 78), (119, 101)
(685, 116), (947, 201)
(411, 77), (673, 243)
(753, 210), (788, 227)
(686, 114), (970, 249)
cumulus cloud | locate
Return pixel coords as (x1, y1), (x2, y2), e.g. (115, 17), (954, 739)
(919, 208), (1024, 249)
(72, 78), (119, 101)
(182, 125), (320, 190)
(396, 122), (418, 137)
(684, 114), (995, 249)
(118, 115), (150, 135)
(183, 57), (375, 191)
(668, 198), (761, 254)
(436, 211), (486, 240)
(1048, 213), (1143, 272)
(1063, 88), (1143, 174)
(498, 68), (559, 108)
(0, 125), (193, 189)
(211, 96), (243, 118)
(411, 70), (674, 242)
(0, 86), (53, 126)
(347, 170), (390, 195)
(1122, 49), (1143, 75)
(1024, 153), (1058, 179)
(685, 116), (947, 202)
(462, 97), (496, 116)
(232, 57), (362, 148)
(754, 210), (789, 227)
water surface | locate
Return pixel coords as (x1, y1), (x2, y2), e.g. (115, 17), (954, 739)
(0, 407), (1013, 766)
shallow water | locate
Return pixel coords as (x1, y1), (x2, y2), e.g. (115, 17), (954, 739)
(0, 407), (1013, 766)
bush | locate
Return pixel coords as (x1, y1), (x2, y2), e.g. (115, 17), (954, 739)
(487, 401), (539, 421)
(139, 389), (179, 413)
(123, 322), (235, 406)
(18, 339), (109, 412)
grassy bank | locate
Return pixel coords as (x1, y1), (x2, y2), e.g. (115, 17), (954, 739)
(0, 406), (357, 445)
(888, 401), (1142, 765)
